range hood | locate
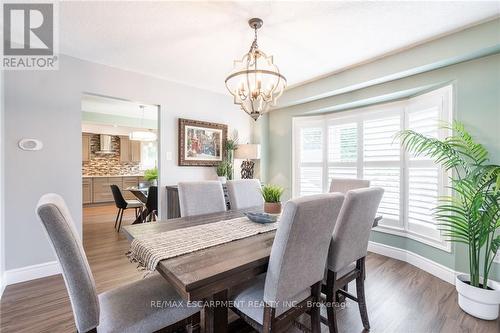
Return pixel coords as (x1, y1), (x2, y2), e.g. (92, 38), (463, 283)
(95, 135), (116, 154)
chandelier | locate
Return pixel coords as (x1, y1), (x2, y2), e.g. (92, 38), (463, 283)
(129, 105), (157, 142)
(225, 18), (287, 121)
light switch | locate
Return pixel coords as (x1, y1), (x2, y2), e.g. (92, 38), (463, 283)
(166, 152), (172, 161)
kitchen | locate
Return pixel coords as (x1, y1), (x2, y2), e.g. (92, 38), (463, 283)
(81, 94), (159, 229)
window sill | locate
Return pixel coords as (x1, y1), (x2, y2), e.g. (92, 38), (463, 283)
(372, 225), (451, 253)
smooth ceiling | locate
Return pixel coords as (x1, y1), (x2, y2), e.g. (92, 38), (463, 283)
(59, 1), (499, 94)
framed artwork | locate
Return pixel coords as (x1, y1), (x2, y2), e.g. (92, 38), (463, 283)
(178, 118), (227, 166)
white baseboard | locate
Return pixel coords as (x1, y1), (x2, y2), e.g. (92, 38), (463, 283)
(368, 241), (459, 285)
(4, 261), (60, 287)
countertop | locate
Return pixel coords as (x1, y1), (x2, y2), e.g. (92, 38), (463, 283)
(82, 174), (144, 178)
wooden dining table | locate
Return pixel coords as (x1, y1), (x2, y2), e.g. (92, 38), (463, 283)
(122, 208), (382, 333)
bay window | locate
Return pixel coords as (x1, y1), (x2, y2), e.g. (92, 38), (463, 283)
(292, 85), (452, 250)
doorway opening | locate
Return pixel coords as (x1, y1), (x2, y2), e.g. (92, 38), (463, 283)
(81, 93), (160, 239)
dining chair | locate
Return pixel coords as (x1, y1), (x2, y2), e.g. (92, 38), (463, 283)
(328, 178), (370, 298)
(226, 179), (264, 210)
(329, 178), (370, 194)
(144, 186), (158, 222)
(36, 193), (201, 333)
(177, 181), (226, 217)
(322, 187), (384, 333)
(230, 193), (345, 333)
(110, 185), (144, 231)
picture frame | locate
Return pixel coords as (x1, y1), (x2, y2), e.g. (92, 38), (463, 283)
(178, 118), (227, 166)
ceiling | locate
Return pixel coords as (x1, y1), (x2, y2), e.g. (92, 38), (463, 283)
(60, 1), (499, 94)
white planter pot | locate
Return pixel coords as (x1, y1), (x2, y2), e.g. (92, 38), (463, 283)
(218, 176), (227, 184)
(455, 274), (500, 320)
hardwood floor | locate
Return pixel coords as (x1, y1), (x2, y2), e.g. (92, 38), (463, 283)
(1, 204), (498, 332)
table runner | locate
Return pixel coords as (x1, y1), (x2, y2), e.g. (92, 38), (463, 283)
(127, 217), (278, 272)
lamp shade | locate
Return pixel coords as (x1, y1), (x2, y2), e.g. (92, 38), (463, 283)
(235, 144), (261, 160)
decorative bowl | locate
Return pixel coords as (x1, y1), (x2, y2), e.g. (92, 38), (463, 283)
(244, 212), (278, 224)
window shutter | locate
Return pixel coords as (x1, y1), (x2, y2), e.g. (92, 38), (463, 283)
(300, 127), (323, 163)
(299, 167), (323, 196)
(328, 123), (357, 162)
(294, 123), (324, 197)
(363, 115), (401, 223)
(406, 100), (444, 241)
(363, 116), (400, 162)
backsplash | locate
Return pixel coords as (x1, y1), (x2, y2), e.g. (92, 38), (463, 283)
(82, 134), (142, 176)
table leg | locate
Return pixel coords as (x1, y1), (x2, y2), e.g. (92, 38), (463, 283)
(132, 208), (149, 224)
(204, 289), (228, 333)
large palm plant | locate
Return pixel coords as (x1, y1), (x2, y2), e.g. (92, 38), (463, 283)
(398, 122), (500, 288)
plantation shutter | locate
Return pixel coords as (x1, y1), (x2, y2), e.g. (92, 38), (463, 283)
(328, 122), (358, 183)
(363, 114), (402, 227)
(405, 90), (450, 242)
(292, 85), (451, 250)
(293, 119), (325, 197)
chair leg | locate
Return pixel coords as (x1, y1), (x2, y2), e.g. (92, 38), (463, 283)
(186, 312), (201, 333)
(326, 270), (339, 333)
(311, 282), (322, 333)
(117, 208), (124, 232)
(356, 257), (370, 330)
(262, 305), (274, 333)
(114, 208), (121, 230)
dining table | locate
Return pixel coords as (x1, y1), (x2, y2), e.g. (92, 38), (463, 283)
(122, 208), (383, 333)
(126, 187), (151, 224)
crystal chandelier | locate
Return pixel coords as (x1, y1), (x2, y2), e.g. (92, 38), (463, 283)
(225, 18), (287, 121)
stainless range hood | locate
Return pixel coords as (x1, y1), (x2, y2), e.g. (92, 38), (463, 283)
(95, 135), (116, 154)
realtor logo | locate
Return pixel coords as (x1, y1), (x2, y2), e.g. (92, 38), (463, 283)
(2, 2), (58, 69)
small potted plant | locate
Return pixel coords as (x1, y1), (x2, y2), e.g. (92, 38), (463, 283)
(261, 184), (284, 214)
(143, 167), (158, 186)
(216, 162), (228, 183)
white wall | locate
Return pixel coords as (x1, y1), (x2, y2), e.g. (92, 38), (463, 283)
(3, 55), (253, 277)
(1, 69), (5, 296)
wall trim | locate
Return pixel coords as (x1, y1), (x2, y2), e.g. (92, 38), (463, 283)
(368, 241), (459, 285)
(4, 261), (60, 287)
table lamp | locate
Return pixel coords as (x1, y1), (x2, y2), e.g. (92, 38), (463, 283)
(234, 144), (261, 179)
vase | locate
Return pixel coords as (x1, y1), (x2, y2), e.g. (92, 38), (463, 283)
(455, 274), (500, 320)
(218, 176), (227, 184)
(264, 202), (281, 214)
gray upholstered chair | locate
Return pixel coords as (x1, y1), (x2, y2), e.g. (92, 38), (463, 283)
(36, 193), (201, 333)
(230, 193), (345, 333)
(329, 178), (370, 194)
(226, 179), (264, 210)
(328, 178), (370, 297)
(322, 187), (384, 333)
(177, 181), (226, 217)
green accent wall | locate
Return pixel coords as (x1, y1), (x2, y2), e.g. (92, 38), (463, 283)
(263, 20), (500, 281)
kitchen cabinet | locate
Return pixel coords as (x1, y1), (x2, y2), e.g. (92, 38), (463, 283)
(82, 133), (91, 162)
(93, 177), (116, 203)
(82, 178), (92, 204)
(83, 176), (142, 204)
(122, 176), (140, 200)
(119, 136), (130, 162)
(130, 141), (141, 162)
(120, 136), (141, 163)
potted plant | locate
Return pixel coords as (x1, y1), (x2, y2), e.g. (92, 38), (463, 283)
(224, 131), (238, 180)
(398, 122), (500, 320)
(261, 184), (284, 214)
(143, 167), (158, 186)
(216, 162), (228, 183)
